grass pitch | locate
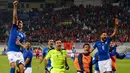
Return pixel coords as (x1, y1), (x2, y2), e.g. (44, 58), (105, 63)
(0, 56), (130, 73)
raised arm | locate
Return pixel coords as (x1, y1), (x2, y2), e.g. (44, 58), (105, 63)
(13, 0), (18, 25)
(116, 52), (126, 59)
(110, 18), (119, 39)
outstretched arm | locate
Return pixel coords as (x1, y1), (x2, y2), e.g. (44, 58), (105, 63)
(116, 52), (126, 59)
(110, 18), (119, 39)
(90, 47), (95, 53)
(13, 0), (18, 25)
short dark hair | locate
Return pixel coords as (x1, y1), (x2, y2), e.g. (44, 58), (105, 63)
(18, 20), (22, 24)
(55, 39), (62, 42)
(82, 43), (90, 48)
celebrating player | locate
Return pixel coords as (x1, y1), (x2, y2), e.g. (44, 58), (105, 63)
(71, 46), (76, 61)
(44, 39), (68, 73)
(90, 18), (119, 73)
(7, 1), (26, 73)
(109, 42), (126, 73)
(74, 43), (92, 73)
(23, 42), (33, 73)
(93, 42), (126, 73)
(37, 39), (54, 73)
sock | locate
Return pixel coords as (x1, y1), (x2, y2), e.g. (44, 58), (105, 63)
(10, 68), (15, 73)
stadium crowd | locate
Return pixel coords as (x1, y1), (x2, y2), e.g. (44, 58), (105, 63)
(0, 3), (130, 42)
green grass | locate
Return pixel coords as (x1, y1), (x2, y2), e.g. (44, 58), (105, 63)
(0, 56), (130, 73)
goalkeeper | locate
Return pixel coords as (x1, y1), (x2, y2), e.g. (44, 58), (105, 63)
(45, 39), (69, 73)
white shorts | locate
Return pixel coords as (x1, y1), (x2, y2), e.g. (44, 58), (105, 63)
(7, 51), (24, 64)
(94, 70), (100, 73)
(71, 53), (74, 57)
(98, 59), (112, 73)
(94, 70), (115, 73)
(44, 67), (52, 73)
(24, 67), (32, 73)
(47, 67), (52, 71)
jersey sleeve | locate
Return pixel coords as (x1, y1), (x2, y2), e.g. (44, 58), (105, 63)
(30, 48), (33, 52)
(45, 50), (52, 60)
(92, 53), (98, 65)
(23, 34), (26, 43)
(42, 48), (46, 57)
(107, 37), (112, 43)
(12, 24), (17, 29)
(93, 42), (97, 49)
(16, 33), (22, 41)
(10, 24), (17, 32)
(21, 48), (25, 53)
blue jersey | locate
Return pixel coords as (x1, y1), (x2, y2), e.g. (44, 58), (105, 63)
(93, 52), (99, 71)
(22, 48), (33, 68)
(93, 46), (125, 71)
(29, 48), (33, 52)
(8, 24), (26, 52)
(110, 46), (116, 56)
(72, 48), (75, 54)
(93, 37), (112, 61)
(42, 47), (54, 67)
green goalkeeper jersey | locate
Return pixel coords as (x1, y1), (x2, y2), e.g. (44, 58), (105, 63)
(46, 48), (67, 69)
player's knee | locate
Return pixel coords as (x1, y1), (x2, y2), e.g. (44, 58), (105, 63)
(10, 62), (16, 68)
(18, 64), (24, 73)
(16, 60), (24, 67)
(19, 69), (24, 73)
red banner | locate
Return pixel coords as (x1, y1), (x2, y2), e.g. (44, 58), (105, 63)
(63, 42), (73, 50)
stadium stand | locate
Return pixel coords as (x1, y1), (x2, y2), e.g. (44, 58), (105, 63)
(0, 3), (130, 43)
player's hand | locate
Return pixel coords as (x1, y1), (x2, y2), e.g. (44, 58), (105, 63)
(65, 65), (69, 70)
(45, 67), (50, 72)
(83, 71), (86, 73)
(45, 67), (48, 71)
(13, 0), (18, 7)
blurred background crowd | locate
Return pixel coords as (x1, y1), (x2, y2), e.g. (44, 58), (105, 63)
(0, 0), (130, 43)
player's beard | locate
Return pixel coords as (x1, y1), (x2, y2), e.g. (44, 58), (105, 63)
(27, 48), (30, 51)
(102, 37), (107, 42)
(50, 44), (53, 48)
(18, 28), (22, 31)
